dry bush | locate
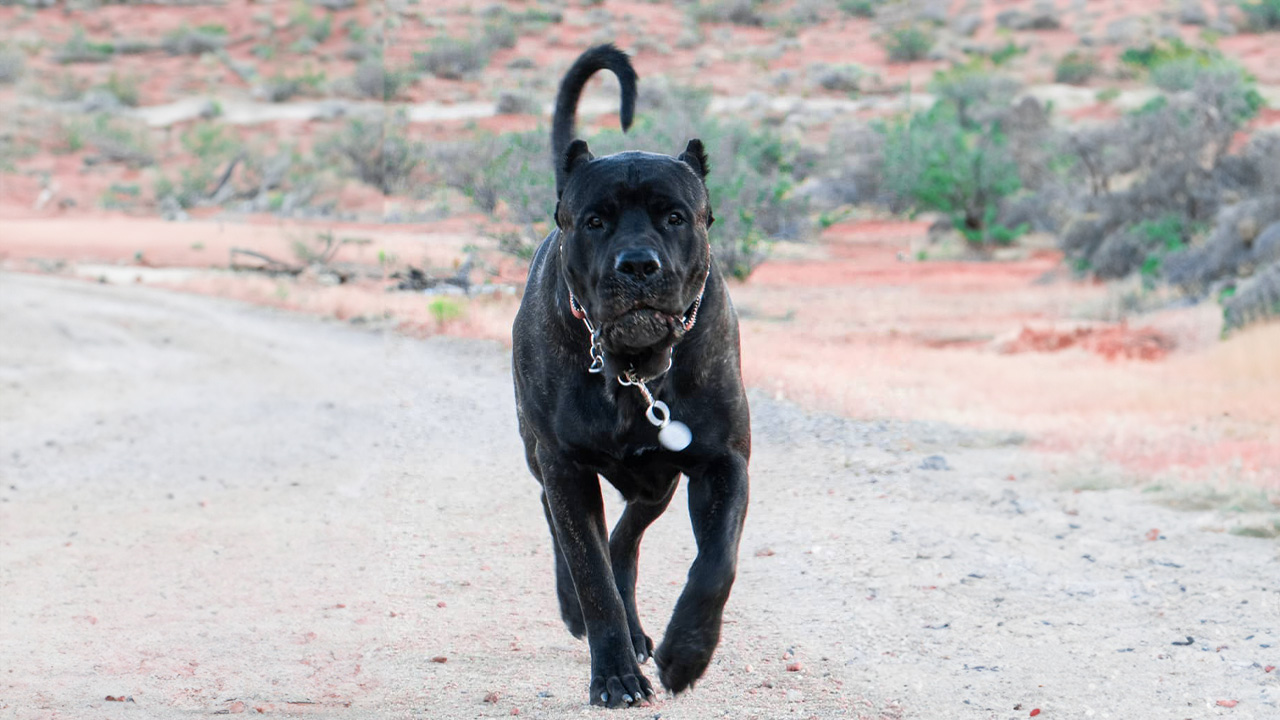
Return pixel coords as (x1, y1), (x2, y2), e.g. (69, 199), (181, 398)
(0, 46), (23, 84)
(319, 112), (424, 196)
(1222, 263), (1280, 331)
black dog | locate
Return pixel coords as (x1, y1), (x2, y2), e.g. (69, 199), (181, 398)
(511, 45), (751, 707)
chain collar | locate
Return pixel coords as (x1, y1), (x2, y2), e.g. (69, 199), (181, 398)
(566, 252), (710, 378)
(563, 251), (710, 453)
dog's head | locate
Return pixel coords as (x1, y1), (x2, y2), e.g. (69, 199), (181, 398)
(556, 139), (714, 379)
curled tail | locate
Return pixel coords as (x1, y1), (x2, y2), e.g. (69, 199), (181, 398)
(552, 44), (636, 196)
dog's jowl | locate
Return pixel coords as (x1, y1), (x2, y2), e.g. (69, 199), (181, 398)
(510, 45), (751, 708)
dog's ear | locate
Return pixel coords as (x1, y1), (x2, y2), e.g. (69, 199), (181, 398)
(678, 139), (709, 181)
(558, 139), (594, 198)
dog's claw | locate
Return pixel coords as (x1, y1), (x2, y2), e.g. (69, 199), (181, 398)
(637, 652), (647, 664)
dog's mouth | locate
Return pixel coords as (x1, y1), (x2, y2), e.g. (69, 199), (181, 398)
(600, 305), (681, 353)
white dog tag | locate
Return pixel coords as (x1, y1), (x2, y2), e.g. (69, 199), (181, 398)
(658, 420), (693, 452)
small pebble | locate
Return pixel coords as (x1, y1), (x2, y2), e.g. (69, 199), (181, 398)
(786, 660), (802, 672)
(744, 663), (754, 673)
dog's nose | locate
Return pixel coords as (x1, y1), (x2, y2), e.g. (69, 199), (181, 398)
(614, 248), (661, 280)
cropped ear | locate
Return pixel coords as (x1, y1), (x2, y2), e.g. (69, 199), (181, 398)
(678, 139), (709, 181)
(557, 139), (594, 198)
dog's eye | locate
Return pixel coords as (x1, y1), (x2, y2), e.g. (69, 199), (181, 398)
(667, 212), (684, 226)
(586, 216), (603, 230)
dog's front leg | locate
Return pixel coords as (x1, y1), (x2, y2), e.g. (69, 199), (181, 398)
(654, 452), (749, 694)
(540, 450), (655, 707)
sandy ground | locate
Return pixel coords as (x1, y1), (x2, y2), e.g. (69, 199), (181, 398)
(2, 272), (1278, 719)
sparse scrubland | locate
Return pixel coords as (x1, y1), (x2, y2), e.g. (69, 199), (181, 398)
(2, 0), (1280, 337)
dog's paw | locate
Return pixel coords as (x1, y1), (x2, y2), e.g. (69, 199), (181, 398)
(654, 630), (716, 695)
(588, 666), (654, 708)
(630, 629), (655, 664)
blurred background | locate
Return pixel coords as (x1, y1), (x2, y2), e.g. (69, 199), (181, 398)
(2, 0), (1279, 488)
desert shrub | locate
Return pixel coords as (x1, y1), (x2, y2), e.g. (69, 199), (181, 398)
(1221, 263), (1280, 330)
(1057, 56), (1266, 286)
(1119, 38), (1214, 71)
(495, 91), (539, 115)
(812, 63), (866, 93)
(291, 6), (333, 43)
(78, 114), (154, 168)
(416, 37), (492, 80)
(1055, 51), (1098, 85)
(1163, 197), (1280, 293)
(987, 40), (1027, 66)
(0, 46), (23, 84)
(928, 63), (1021, 127)
(880, 101), (1025, 248)
(483, 16), (518, 50)
(320, 111), (424, 195)
(837, 0), (878, 17)
(261, 68), (325, 102)
(55, 26), (113, 64)
(162, 26), (227, 56)
(882, 25), (934, 63)
(353, 61), (415, 100)
(153, 122), (241, 208)
(782, 0), (836, 25)
(101, 73), (140, 107)
(1239, 0), (1280, 31)
(691, 0), (765, 26)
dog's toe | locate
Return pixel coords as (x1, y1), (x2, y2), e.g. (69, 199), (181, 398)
(631, 631), (654, 664)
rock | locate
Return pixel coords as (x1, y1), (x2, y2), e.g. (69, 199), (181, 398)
(920, 455), (950, 471)
(786, 689), (804, 702)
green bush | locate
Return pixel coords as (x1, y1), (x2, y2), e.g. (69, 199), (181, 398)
(880, 101), (1025, 248)
(1055, 51), (1098, 85)
(1120, 38), (1213, 70)
(837, 0), (877, 18)
(55, 26), (113, 64)
(1134, 214), (1192, 287)
(1239, 0), (1280, 31)
(883, 25), (934, 63)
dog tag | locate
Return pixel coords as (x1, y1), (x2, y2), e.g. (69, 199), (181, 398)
(658, 420), (692, 452)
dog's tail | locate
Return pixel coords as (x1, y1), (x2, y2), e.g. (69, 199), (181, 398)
(551, 44), (636, 196)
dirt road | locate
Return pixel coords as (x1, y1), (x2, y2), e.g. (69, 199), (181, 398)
(1, 272), (1276, 719)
